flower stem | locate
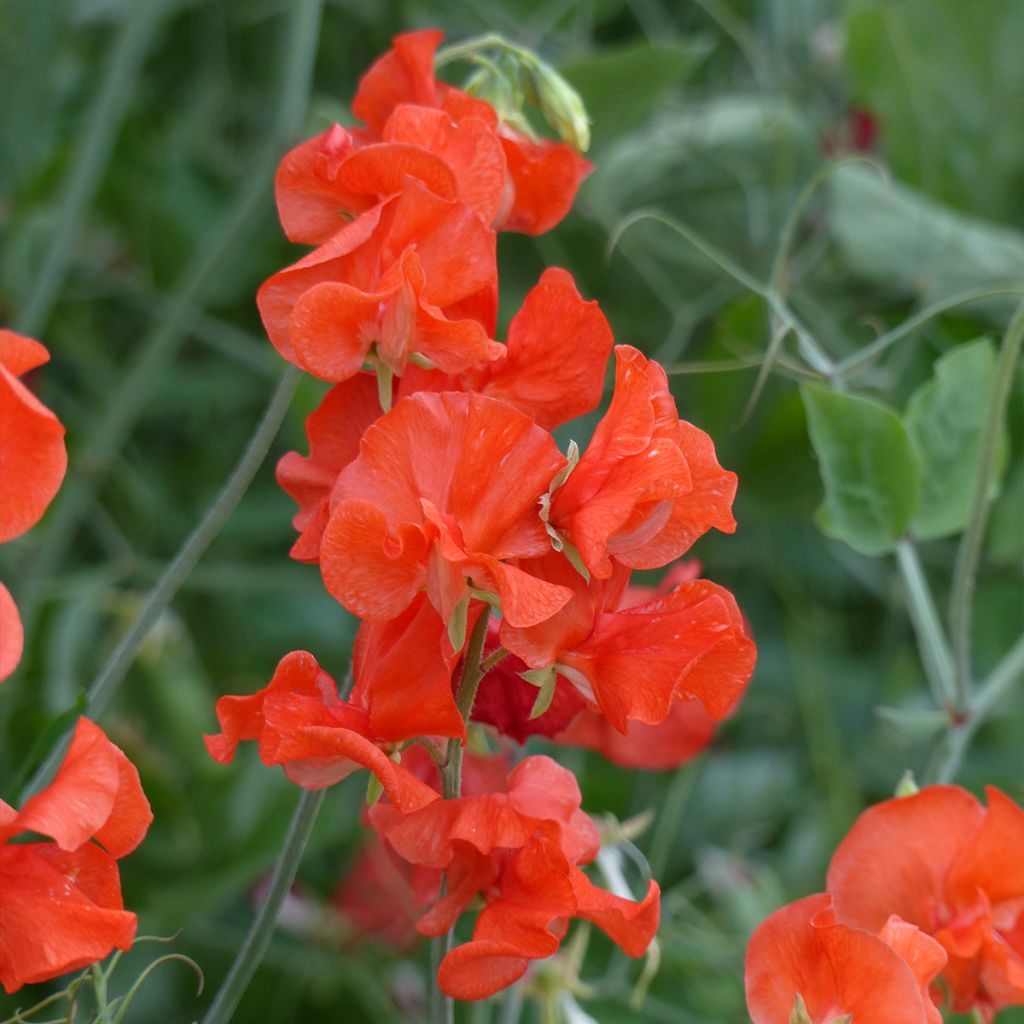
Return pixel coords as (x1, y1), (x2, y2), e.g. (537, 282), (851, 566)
(894, 540), (957, 710)
(22, 364), (301, 798)
(948, 299), (1024, 705)
(201, 788), (324, 1024)
(431, 606), (493, 1024)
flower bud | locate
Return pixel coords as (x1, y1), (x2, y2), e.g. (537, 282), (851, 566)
(531, 58), (591, 152)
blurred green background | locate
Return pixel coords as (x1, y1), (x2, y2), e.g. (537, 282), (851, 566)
(1, 0), (1022, 1021)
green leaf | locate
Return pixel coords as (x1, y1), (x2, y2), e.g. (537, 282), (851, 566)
(801, 386), (922, 555)
(904, 339), (1006, 540)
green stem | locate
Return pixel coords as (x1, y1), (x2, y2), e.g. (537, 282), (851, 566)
(201, 788), (324, 1024)
(21, 365), (300, 797)
(972, 633), (1024, 724)
(14, 0), (322, 639)
(894, 540), (957, 711)
(15, 0), (168, 338)
(431, 607), (493, 1024)
(948, 300), (1024, 705)
(935, 633), (1024, 783)
(835, 285), (1024, 379)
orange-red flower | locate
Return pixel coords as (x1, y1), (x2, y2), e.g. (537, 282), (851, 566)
(369, 755), (659, 1000)
(275, 107), (506, 245)
(351, 593), (479, 742)
(399, 267), (614, 432)
(204, 650), (437, 810)
(319, 391), (574, 629)
(745, 893), (946, 1024)
(827, 784), (1024, 1020)
(276, 372), (383, 562)
(348, 29), (592, 238)
(0, 718), (152, 994)
(549, 345), (736, 579)
(277, 269), (612, 564)
(497, 552), (755, 732)
(258, 178), (499, 383)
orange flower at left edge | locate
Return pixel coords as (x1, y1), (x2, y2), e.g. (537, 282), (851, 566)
(0, 330), (68, 681)
(0, 718), (153, 993)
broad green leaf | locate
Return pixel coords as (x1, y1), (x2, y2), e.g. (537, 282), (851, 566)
(801, 386), (922, 555)
(904, 339), (1006, 540)
(828, 165), (1024, 322)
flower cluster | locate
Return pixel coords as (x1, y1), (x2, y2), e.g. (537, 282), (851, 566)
(745, 784), (1024, 1023)
(206, 29), (755, 1000)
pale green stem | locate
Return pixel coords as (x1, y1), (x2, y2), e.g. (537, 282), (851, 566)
(22, 365), (300, 797)
(894, 540), (957, 710)
(935, 624), (1024, 784)
(15, 0), (168, 338)
(948, 300), (1024, 705)
(200, 788), (324, 1024)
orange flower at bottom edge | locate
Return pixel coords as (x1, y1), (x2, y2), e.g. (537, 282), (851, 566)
(369, 755), (659, 1001)
(745, 893), (946, 1024)
(827, 784), (1024, 1021)
(0, 718), (153, 994)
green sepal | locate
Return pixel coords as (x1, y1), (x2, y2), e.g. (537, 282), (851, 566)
(365, 773), (384, 807)
(447, 596), (470, 653)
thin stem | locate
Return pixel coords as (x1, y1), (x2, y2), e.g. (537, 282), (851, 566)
(15, 0), (168, 338)
(431, 607), (493, 1024)
(932, 609), (1024, 784)
(14, 0), (323, 639)
(608, 209), (840, 386)
(22, 365), (300, 797)
(835, 285), (1024, 379)
(972, 633), (1024, 723)
(894, 540), (957, 710)
(948, 300), (1024, 704)
(201, 788), (324, 1024)
(770, 157), (887, 297)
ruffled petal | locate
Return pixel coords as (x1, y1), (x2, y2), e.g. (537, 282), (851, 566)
(496, 133), (593, 236)
(0, 844), (137, 994)
(3, 718), (151, 858)
(351, 593), (467, 741)
(827, 785), (984, 932)
(276, 373), (383, 563)
(571, 872), (660, 956)
(745, 893), (933, 1024)
(351, 29), (445, 136)
(467, 267), (613, 430)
